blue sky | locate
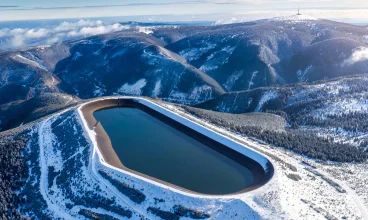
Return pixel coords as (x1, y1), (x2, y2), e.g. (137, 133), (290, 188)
(1, 0), (368, 23)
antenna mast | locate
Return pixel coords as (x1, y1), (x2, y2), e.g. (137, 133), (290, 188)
(297, 7), (301, 15)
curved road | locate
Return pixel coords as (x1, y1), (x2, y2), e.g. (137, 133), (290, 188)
(38, 111), (149, 219)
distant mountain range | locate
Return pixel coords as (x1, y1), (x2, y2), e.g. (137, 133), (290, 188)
(0, 15), (367, 131)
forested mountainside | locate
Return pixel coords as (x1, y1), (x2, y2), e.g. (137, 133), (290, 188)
(0, 15), (368, 220)
(54, 32), (225, 102)
(0, 16), (367, 128)
(0, 16), (367, 155)
(0, 32), (224, 106)
(195, 74), (368, 162)
(0, 131), (29, 219)
(0, 93), (78, 131)
(2, 97), (368, 219)
(164, 16), (368, 91)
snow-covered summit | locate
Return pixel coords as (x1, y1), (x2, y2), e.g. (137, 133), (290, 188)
(270, 14), (319, 22)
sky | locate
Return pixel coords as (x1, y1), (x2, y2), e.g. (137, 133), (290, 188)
(0, 0), (368, 23)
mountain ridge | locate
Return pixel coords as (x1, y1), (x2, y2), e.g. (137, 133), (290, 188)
(0, 17), (367, 132)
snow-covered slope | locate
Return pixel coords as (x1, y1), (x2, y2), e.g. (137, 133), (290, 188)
(196, 74), (368, 154)
(1, 17), (368, 219)
(165, 17), (368, 91)
(268, 15), (319, 22)
(52, 32), (225, 103)
(1, 17), (367, 113)
(13, 97), (368, 219)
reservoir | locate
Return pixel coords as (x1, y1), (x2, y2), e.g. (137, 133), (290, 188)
(89, 100), (273, 195)
(94, 107), (257, 194)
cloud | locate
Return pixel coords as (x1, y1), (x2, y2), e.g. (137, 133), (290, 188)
(343, 47), (368, 66)
(25, 28), (49, 38)
(215, 17), (240, 25)
(54, 20), (103, 32)
(10, 34), (24, 47)
(0, 20), (128, 50)
(73, 23), (125, 36)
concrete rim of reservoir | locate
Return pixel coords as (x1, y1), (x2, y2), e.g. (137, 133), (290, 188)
(79, 97), (275, 196)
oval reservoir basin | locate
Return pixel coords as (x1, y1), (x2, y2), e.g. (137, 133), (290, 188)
(91, 99), (273, 195)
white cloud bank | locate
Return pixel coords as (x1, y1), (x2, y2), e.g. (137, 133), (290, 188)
(0, 20), (128, 50)
(343, 47), (368, 66)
